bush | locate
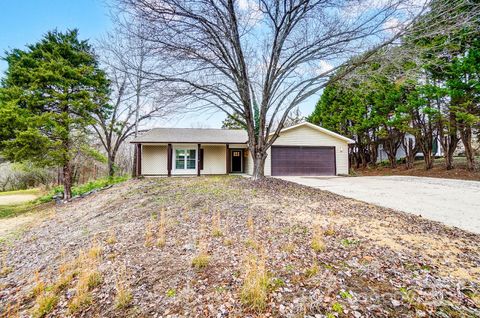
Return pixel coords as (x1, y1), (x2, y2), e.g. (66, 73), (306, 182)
(37, 176), (129, 202)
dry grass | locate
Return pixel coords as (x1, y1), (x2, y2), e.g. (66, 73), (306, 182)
(240, 252), (269, 312)
(106, 228), (117, 245)
(31, 271), (46, 297)
(305, 260), (320, 278)
(211, 210), (223, 237)
(32, 293), (58, 318)
(311, 220), (325, 252)
(156, 208), (167, 247)
(68, 241), (103, 314)
(144, 219), (155, 247)
(192, 239), (210, 269)
(114, 266), (133, 309)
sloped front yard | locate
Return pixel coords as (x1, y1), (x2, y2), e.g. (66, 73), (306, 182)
(0, 177), (479, 317)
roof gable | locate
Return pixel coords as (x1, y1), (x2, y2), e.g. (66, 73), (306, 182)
(272, 122), (355, 144)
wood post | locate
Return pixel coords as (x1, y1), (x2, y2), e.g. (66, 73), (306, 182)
(136, 144), (142, 177)
(167, 143), (172, 177)
(226, 144), (230, 174)
(197, 143), (201, 176)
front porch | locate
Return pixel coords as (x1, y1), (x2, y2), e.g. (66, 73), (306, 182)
(135, 143), (249, 177)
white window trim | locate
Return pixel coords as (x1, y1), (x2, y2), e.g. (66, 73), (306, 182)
(172, 145), (197, 174)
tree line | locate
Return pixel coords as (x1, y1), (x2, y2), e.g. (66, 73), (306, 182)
(309, 1), (480, 171)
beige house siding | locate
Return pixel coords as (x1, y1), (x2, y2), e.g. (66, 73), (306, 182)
(137, 124), (351, 176)
(202, 145), (227, 175)
(267, 125), (350, 175)
(142, 145), (168, 175)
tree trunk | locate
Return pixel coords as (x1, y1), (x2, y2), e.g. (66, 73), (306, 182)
(108, 153), (116, 177)
(252, 150), (266, 180)
(423, 149), (434, 170)
(63, 163), (73, 200)
(387, 152), (397, 168)
(460, 125), (476, 171)
(403, 138), (417, 170)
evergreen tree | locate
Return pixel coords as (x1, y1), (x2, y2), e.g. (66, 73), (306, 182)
(0, 30), (109, 199)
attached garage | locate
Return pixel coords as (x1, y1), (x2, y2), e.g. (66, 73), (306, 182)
(247, 122), (354, 177)
(271, 146), (336, 176)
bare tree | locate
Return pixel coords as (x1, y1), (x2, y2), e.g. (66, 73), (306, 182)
(117, 0), (474, 179)
(93, 23), (174, 177)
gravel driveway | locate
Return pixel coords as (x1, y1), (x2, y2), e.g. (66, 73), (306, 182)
(279, 175), (480, 234)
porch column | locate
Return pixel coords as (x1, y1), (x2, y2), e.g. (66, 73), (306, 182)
(197, 143), (201, 176)
(167, 143), (172, 177)
(136, 144), (142, 176)
(226, 144), (230, 174)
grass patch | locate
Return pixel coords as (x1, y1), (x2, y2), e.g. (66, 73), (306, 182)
(0, 188), (42, 196)
(37, 176), (129, 203)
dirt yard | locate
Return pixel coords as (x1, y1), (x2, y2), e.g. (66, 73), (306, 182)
(0, 177), (479, 317)
(354, 157), (480, 181)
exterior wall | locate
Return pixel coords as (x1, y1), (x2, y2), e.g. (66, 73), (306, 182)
(202, 145), (227, 175)
(268, 125), (350, 175)
(141, 144), (229, 176)
(141, 145), (168, 175)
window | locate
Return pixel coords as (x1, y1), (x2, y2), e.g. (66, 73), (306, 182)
(175, 148), (196, 170)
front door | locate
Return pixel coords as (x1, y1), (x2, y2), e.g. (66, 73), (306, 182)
(231, 149), (243, 173)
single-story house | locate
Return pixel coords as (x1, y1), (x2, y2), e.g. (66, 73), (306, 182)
(131, 122), (354, 177)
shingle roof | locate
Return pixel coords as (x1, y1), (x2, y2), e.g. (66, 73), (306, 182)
(131, 128), (248, 144)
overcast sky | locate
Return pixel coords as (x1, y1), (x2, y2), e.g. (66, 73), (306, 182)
(0, 0), (319, 128)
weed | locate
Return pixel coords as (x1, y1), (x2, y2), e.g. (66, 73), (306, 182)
(214, 286), (226, 293)
(269, 277), (285, 291)
(305, 261), (319, 278)
(192, 240), (210, 269)
(400, 287), (416, 305)
(332, 302), (343, 313)
(240, 253), (269, 312)
(68, 292), (92, 314)
(32, 293), (58, 318)
(285, 264), (295, 272)
(324, 223), (336, 236)
(340, 238), (359, 247)
(311, 223), (325, 252)
(87, 240), (102, 260)
(166, 288), (176, 297)
(339, 290), (352, 299)
(114, 266), (133, 309)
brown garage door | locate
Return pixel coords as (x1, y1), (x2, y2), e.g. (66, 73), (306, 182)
(271, 146), (336, 176)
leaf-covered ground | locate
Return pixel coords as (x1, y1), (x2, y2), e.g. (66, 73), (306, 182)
(1, 176), (479, 317)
